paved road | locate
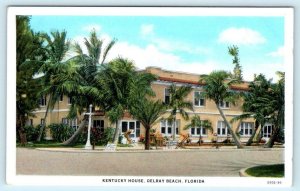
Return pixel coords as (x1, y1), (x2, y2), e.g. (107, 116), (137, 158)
(16, 148), (284, 177)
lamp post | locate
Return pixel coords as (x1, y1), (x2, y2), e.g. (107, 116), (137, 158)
(85, 104), (93, 150)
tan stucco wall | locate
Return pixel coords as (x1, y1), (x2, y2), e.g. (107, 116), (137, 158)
(28, 68), (255, 142)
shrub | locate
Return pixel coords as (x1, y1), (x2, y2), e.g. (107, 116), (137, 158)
(49, 123), (75, 142)
(77, 127), (115, 145)
(23, 125), (39, 142)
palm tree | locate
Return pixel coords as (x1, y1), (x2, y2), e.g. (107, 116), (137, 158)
(265, 71), (285, 148)
(36, 30), (71, 142)
(130, 99), (166, 150)
(231, 74), (274, 146)
(228, 45), (242, 81)
(200, 71), (243, 148)
(98, 58), (156, 143)
(166, 84), (193, 141)
(62, 30), (116, 145)
(16, 16), (46, 145)
(184, 115), (212, 145)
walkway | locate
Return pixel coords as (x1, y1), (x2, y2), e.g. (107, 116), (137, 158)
(16, 147), (284, 177)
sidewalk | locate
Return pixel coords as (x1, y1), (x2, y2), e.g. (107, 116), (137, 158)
(35, 144), (284, 153)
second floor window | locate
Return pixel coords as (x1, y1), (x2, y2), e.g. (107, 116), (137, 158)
(59, 94), (63, 101)
(39, 96), (47, 106)
(219, 100), (230, 108)
(194, 91), (205, 106)
(68, 96), (72, 105)
(164, 88), (170, 104)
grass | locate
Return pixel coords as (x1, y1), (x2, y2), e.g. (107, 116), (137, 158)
(17, 140), (85, 148)
(246, 164), (284, 177)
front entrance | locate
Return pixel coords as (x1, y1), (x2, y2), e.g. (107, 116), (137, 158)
(121, 120), (140, 143)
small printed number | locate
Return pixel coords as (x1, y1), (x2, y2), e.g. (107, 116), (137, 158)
(267, 180), (282, 184)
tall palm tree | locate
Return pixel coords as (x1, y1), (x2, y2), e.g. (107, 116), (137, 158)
(265, 71), (285, 148)
(184, 115), (212, 145)
(130, 99), (166, 150)
(231, 74), (274, 146)
(166, 84), (193, 141)
(228, 45), (242, 81)
(16, 16), (46, 145)
(200, 71), (243, 148)
(62, 30), (116, 145)
(98, 58), (156, 143)
(36, 30), (71, 142)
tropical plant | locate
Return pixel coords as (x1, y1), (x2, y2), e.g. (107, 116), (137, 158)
(184, 115), (212, 145)
(200, 71), (243, 148)
(166, 84), (193, 140)
(16, 16), (46, 145)
(228, 45), (242, 81)
(22, 125), (39, 142)
(48, 123), (75, 142)
(62, 30), (116, 145)
(97, 58), (156, 143)
(35, 30), (71, 142)
(265, 71), (285, 148)
(231, 74), (275, 146)
(130, 99), (166, 150)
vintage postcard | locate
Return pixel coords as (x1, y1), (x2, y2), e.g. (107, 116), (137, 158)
(7, 7), (293, 187)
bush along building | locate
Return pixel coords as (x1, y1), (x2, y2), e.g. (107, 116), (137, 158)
(28, 67), (274, 144)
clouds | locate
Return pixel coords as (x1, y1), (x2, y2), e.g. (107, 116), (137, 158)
(218, 27), (266, 45)
(106, 41), (218, 75)
(267, 46), (285, 57)
(140, 24), (154, 36)
(140, 24), (211, 55)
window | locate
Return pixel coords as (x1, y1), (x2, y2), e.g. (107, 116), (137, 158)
(121, 121), (140, 138)
(239, 122), (254, 136)
(160, 120), (179, 136)
(67, 96), (72, 104)
(93, 120), (104, 132)
(219, 100), (230, 108)
(69, 118), (78, 130)
(164, 88), (170, 104)
(190, 126), (207, 136)
(194, 91), (205, 107)
(26, 119), (33, 126)
(217, 121), (230, 136)
(262, 124), (274, 138)
(41, 118), (45, 125)
(39, 96), (47, 106)
(62, 118), (68, 125)
(59, 94), (63, 101)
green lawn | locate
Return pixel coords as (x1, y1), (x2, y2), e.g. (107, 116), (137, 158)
(246, 164), (284, 177)
(17, 141), (85, 148)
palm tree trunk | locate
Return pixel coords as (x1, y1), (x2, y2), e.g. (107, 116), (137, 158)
(172, 115), (176, 141)
(264, 126), (280, 148)
(62, 115), (88, 146)
(37, 102), (50, 142)
(145, 126), (150, 150)
(246, 121), (259, 146)
(216, 104), (243, 148)
(17, 114), (27, 146)
(112, 120), (119, 144)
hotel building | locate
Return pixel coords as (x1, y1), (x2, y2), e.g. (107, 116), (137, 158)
(28, 67), (274, 143)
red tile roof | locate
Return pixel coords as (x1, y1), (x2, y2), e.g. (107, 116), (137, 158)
(158, 76), (249, 91)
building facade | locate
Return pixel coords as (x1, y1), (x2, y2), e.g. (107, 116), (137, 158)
(28, 67), (273, 143)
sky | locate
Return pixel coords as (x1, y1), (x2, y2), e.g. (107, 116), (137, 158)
(29, 15), (285, 81)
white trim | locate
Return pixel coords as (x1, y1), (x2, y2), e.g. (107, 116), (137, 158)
(32, 109), (70, 113)
(153, 80), (201, 89)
